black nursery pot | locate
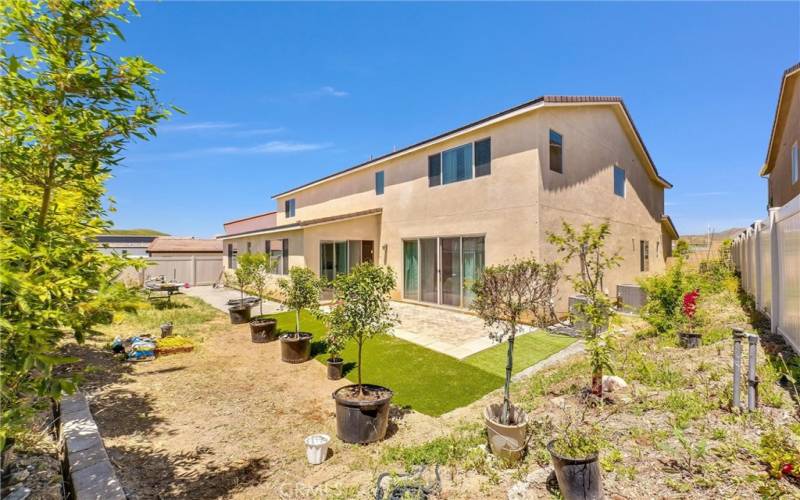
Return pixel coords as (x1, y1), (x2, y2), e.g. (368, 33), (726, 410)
(327, 357), (344, 380)
(228, 304), (251, 325)
(332, 384), (393, 444)
(547, 440), (603, 500)
(279, 333), (312, 363)
(249, 318), (277, 343)
(679, 331), (702, 348)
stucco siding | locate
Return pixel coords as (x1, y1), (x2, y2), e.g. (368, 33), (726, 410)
(768, 76), (800, 208)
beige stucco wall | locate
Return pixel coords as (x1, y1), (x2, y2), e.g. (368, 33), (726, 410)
(229, 102), (668, 312)
(768, 75), (800, 208)
(534, 106), (667, 309)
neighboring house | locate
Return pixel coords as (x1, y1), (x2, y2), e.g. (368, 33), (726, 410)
(96, 234), (157, 257)
(761, 62), (800, 209)
(147, 237), (223, 257)
(220, 95), (677, 312)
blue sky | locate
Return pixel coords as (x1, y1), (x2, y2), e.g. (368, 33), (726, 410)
(107, 1), (799, 237)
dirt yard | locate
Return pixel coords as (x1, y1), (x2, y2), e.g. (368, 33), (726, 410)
(61, 298), (490, 499)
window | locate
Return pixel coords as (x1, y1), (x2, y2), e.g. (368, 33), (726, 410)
(320, 240), (374, 281)
(640, 240), (649, 272)
(284, 198), (296, 218)
(442, 143), (473, 184)
(375, 170), (384, 195)
(474, 138), (491, 177)
(614, 166), (625, 197)
(549, 129), (563, 173)
(793, 141), (798, 184)
(428, 154), (441, 187)
(269, 239), (289, 275)
(228, 243), (238, 269)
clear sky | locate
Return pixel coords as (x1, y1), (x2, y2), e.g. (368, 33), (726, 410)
(106, 1), (800, 237)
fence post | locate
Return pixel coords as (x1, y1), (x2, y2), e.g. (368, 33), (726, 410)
(768, 207), (781, 334)
(753, 220), (763, 309)
(732, 327), (744, 410)
(191, 255), (197, 286)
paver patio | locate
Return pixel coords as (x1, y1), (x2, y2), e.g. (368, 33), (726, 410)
(184, 286), (536, 359)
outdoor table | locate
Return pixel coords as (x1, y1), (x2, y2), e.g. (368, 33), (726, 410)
(144, 282), (183, 304)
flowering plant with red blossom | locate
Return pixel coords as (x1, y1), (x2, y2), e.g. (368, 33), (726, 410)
(682, 289), (700, 332)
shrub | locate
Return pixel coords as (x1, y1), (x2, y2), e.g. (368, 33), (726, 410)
(277, 267), (323, 335)
(238, 252), (276, 315)
(548, 221), (620, 398)
(325, 263), (397, 388)
(471, 256), (560, 424)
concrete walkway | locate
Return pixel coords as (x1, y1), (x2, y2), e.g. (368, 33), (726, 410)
(183, 286), (284, 316)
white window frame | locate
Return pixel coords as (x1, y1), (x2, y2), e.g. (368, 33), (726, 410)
(792, 141), (798, 184)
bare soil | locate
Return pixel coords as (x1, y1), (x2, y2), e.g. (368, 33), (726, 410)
(61, 310), (447, 499)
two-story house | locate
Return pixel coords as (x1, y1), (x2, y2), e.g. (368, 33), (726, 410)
(220, 95), (678, 312)
(761, 62), (800, 209)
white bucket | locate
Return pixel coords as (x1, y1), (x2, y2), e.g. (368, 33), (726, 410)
(304, 433), (330, 465)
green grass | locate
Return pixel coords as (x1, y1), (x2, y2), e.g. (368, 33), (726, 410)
(269, 310), (506, 416)
(462, 332), (575, 378)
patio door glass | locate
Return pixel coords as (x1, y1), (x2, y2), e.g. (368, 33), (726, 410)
(462, 237), (485, 307)
(320, 242), (335, 282)
(420, 238), (439, 303)
(335, 241), (348, 276)
(403, 240), (419, 300)
(440, 237), (462, 307)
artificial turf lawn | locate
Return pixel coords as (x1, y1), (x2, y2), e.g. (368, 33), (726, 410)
(463, 331), (576, 378)
(267, 310), (574, 416)
(269, 310), (504, 416)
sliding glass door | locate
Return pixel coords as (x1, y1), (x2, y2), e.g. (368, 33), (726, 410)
(440, 238), (461, 307)
(403, 240), (419, 300)
(320, 242), (335, 282)
(402, 235), (484, 308)
(420, 238), (438, 303)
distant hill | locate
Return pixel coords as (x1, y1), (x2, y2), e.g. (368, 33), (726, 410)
(682, 227), (744, 245)
(104, 228), (169, 236)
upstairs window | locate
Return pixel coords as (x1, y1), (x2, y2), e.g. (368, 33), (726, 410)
(284, 198), (296, 218)
(428, 154), (441, 187)
(614, 166), (625, 197)
(442, 143), (473, 184)
(793, 141), (798, 184)
(474, 138), (491, 177)
(375, 170), (385, 195)
(549, 129), (563, 173)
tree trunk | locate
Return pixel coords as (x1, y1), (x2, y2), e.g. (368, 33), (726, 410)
(357, 338), (363, 395)
(591, 367), (603, 398)
(295, 309), (300, 335)
(501, 324), (516, 425)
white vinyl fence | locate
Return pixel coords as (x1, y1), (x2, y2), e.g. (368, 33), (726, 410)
(732, 193), (800, 352)
(117, 255), (223, 287)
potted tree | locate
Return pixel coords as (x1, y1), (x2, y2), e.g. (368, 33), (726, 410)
(547, 425), (604, 500)
(277, 267), (322, 363)
(678, 289), (701, 348)
(329, 263), (398, 444)
(471, 256), (560, 462)
(228, 259), (255, 325)
(241, 253), (278, 343)
(325, 328), (346, 380)
(549, 222), (620, 400)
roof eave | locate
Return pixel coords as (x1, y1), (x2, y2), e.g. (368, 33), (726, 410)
(762, 62), (800, 176)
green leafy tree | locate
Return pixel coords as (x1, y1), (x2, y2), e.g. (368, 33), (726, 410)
(471, 257), (560, 424)
(237, 253), (276, 316)
(325, 264), (397, 392)
(0, 0), (174, 448)
(548, 221), (621, 399)
(640, 253), (686, 335)
(277, 267), (322, 335)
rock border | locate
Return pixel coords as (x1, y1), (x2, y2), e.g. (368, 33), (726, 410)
(60, 393), (125, 500)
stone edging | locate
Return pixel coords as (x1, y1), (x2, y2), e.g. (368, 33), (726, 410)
(60, 393), (126, 500)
